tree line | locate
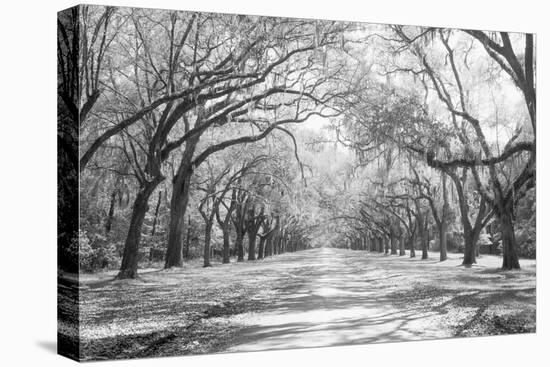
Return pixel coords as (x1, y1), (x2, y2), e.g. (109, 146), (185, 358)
(58, 6), (535, 277)
(325, 27), (535, 269)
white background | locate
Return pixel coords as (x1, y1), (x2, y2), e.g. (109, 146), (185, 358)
(0, 0), (547, 366)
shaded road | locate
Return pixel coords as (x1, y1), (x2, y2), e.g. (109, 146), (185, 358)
(228, 247), (536, 352)
(75, 246), (535, 359)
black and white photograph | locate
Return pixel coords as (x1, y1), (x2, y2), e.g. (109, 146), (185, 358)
(54, 3), (539, 362)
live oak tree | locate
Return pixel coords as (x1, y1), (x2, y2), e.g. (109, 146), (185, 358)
(162, 18), (350, 269)
(98, 11), (347, 277)
(75, 9), (535, 277)
(333, 26), (534, 269)
(58, 5), (120, 271)
(387, 27), (535, 269)
(197, 154), (267, 266)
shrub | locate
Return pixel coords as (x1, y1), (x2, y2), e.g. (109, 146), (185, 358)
(79, 231), (120, 272)
(478, 233), (492, 246)
(448, 232), (464, 253)
(516, 227), (536, 259)
(78, 231), (94, 271)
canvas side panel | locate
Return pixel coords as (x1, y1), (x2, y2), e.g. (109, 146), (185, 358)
(57, 5), (81, 362)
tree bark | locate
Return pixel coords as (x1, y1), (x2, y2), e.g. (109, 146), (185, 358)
(105, 189), (116, 234)
(216, 201), (234, 264)
(437, 171), (449, 261)
(221, 226), (231, 263)
(258, 237), (266, 260)
(184, 215), (191, 260)
(247, 230), (258, 260)
(418, 211), (429, 260)
(446, 168), (490, 266)
(266, 236), (273, 257)
(117, 179), (162, 279)
(164, 171), (192, 268)
(409, 235), (416, 258)
(165, 136), (199, 268)
(463, 229), (477, 265)
(500, 209), (520, 270)
(203, 219), (213, 267)
(399, 235), (406, 256)
(439, 222), (447, 261)
(421, 230), (429, 259)
(150, 190), (162, 236)
(390, 233), (397, 255)
(236, 231), (245, 262)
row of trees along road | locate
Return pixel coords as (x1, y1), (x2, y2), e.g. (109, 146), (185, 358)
(66, 6), (356, 278)
(327, 27), (534, 269)
(59, 6), (535, 277)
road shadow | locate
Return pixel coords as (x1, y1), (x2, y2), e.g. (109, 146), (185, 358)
(229, 248), (536, 351)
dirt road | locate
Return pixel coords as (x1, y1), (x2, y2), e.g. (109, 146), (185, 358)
(228, 247), (535, 352)
(75, 247), (535, 359)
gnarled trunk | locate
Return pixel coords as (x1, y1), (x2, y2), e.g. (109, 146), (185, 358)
(150, 191), (162, 236)
(266, 236), (273, 257)
(164, 173), (192, 268)
(118, 179), (162, 279)
(258, 237), (266, 260)
(236, 231), (245, 262)
(421, 233), (429, 259)
(409, 235), (416, 258)
(399, 235), (406, 256)
(500, 210), (520, 270)
(247, 231), (257, 260)
(390, 234), (397, 255)
(462, 228), (476, 266)
(222, 227), (230, 264)
(105, 189), (116, 234)
(165, 136), (199, 268)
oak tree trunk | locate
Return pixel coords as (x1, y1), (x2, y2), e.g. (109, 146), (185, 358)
(118, 179), (161, 279)
(203, 219), (213, 267)
(248, 230), (257, 260)
(165, 167), (193, 268)
(258, 237), (266, 260)
(184, 215), (191, 260)
(390, 234), (397, 255)
(236, 231), (245, 262)
(439, 222), (447, 261)
(399, 235), (406, 256)
(462, 229), (477, 266)
(150, 191), (162, 236)
(105, 190), (116, 234)
(500, 210), (520, 270)
(222, 227), (230, 264)
(165, 136), (199, 268)
(409, 235), (416, 258)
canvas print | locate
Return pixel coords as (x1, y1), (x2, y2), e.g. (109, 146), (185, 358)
(57, 4), (536, 362)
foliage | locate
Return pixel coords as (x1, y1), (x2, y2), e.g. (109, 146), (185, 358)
(79, 231), (120, 272)
(67, 7), (535, 275)
(514, 188), (536, 259)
